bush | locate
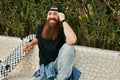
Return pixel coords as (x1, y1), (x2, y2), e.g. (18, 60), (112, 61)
(0, 0), (120, 51)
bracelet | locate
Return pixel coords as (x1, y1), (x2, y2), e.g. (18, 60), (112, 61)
(61, 19), (66, 24)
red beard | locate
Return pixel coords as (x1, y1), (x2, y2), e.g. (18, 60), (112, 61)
(42, 18), (61, 40)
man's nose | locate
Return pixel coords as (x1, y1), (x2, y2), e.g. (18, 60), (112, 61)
(50, 14), (54, 18)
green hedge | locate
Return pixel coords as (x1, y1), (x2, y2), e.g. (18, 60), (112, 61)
(0, 0), (120, 51)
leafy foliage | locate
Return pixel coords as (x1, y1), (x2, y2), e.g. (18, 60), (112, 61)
(0, 0), (120, 51)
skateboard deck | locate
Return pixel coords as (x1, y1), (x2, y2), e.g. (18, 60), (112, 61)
(0, 34), (36, 80)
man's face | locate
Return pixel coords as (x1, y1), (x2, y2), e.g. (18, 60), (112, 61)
(47, 11), (59, 24)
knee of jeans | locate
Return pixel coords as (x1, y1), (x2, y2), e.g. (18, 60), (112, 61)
(59, 43), (76, 58)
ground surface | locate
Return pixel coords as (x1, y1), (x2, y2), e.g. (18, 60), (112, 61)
(0, 35), (120, 80)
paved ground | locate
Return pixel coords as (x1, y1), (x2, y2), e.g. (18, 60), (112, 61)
(75, 46), (120, 80)
(0, 35), (120, 80)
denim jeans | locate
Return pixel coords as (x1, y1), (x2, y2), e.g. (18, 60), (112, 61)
(30, 43), (76, 80)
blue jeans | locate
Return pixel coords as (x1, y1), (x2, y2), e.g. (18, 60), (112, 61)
(30, 43), (76, 80)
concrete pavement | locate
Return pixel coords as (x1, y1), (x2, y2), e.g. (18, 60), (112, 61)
(0, 35), (120, 80)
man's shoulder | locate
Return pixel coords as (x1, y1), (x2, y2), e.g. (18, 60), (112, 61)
(38, 24), (45, 28)
(37, 24), (45, 30)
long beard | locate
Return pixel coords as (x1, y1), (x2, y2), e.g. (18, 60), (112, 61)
(42, 18), (61, 40)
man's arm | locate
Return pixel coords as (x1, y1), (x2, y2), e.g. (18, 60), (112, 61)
(23, 38), (38, 52)
(58, 13), (77, 44)
(62, 21), (77, 44)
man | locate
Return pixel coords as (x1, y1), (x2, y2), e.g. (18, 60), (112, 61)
(23, 4), (77, 80)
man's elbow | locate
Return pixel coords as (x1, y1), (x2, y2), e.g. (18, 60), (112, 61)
(66, 37), (77, 45)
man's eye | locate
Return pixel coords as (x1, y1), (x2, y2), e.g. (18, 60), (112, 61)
(48, 13), (51, 15)
(54, 13), (57, 15)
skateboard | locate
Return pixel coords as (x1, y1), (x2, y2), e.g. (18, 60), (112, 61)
(0, 34), (36, 80)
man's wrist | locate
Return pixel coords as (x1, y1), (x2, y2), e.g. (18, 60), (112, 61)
(61, 19), (66, 24)
(26, 43), (31, 47)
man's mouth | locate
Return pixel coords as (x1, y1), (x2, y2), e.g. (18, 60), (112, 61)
(48, 18), (57, 22)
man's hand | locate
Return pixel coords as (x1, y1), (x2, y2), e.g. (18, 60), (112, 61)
(58, 12), (65, 22)
(22, 43), (30, 52)
(22, 38), (38, 52)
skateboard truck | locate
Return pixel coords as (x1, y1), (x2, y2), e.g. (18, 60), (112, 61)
(29, 39), (33, 42)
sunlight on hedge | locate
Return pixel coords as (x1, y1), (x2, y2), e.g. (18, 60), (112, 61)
(0, 0), (120, 51)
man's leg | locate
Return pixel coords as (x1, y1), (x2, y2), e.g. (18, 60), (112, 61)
(54, 43), (76, 80)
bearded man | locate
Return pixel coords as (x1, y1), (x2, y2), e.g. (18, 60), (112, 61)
(23, 4), (78, 80)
